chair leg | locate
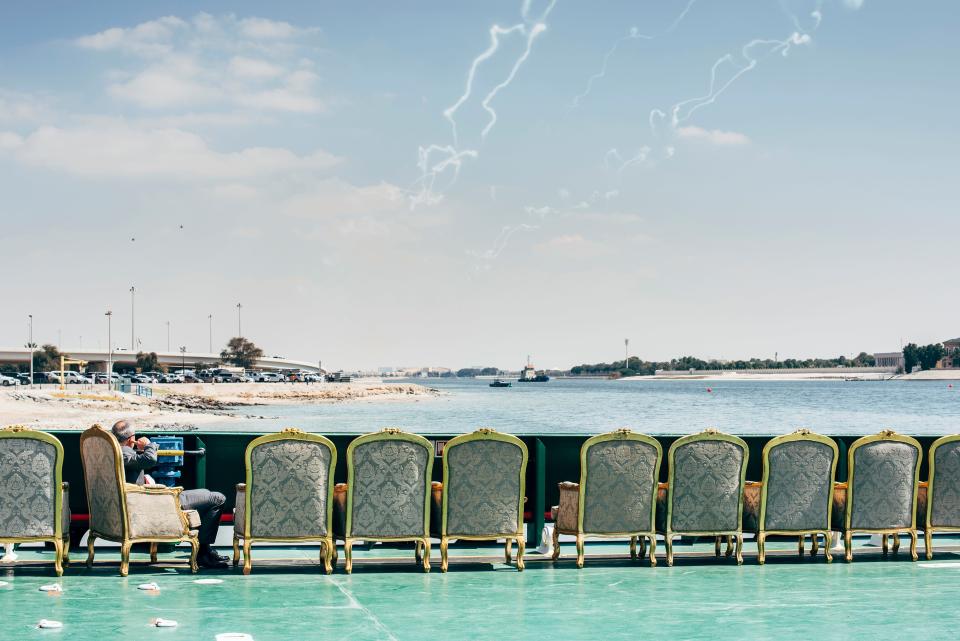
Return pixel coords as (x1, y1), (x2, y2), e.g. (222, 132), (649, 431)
(638, 536), (646, 561)
(323, 538), (334, 574)
(824, 531), (833, 563)
(86, 533), (97, 568)
(120, 541), (132, 577)
(666, 535), (674, 567)
(630, 536), (638, 560)
(242, 540), (252, 575)
(62, 535), (70, 567)
(440, 537), (449, 573)
(882, 534), (889, 554)
(575, 534), (584, 569)
(344, 540), (354, 574)
(735, 534), (743, 565)
(551, 524), (561, 561)
(421, 539), (431, 573)
(648, 535), (657, 568)
(233, 535), (240, 567)
(909, 531), (918, 562)
(845, 531), (853, 562)
(726, 535), (734, 558)
(516, 538), (525, 572)
(149, 542), (158, 564)
(811, 533), (820, 557)
(714, 536), (721, 557)
(758, 532), (766, 565)
(415, 540), (423, 565)
(504, 539), (512, 564)
(332, 543), (338, 565)
(53, 539), (64, 577)
(926, 529), (934, 560)
(189, 537), (199, 573)
(892, 533), (901, 553)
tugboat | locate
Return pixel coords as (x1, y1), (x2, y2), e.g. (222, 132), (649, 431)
(517, 357), (550, 383)
(489, 379), (512, 388)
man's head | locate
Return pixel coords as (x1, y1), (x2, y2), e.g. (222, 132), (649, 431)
(111, 420), (136, 447)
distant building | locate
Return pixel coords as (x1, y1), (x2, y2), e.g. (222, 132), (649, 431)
(874, 352), (904, 370)
(937, 338), (960, 369)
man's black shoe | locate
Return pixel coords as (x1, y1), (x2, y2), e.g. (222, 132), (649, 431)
(197, 550), (229, 569)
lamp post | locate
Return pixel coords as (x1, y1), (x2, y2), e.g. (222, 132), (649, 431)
(28, 314), (34, 389)
(180, 346), (187, 376)
(130, 286), (135, 350)
(236, 303), (242, 338)
(208, 314), (212, 353)
(624, 338), (629, 368)
(105, 311), (113, 389)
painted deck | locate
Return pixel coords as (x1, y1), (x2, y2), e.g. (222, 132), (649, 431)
(3, 537), (960, 640)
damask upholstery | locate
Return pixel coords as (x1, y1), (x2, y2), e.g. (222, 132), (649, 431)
(126, 491), (187, 538)
(350, 439), (430, 538)
(931, 441), (960, 527)
(445, 439), (523, 536)
(850, 441), (918, 530)
(763, 440), (835, 531)
(234, 485), (246, 535)
(0, 437), (58, 538)
(670, 440), (745, 533)
(741, 482), (762, 533)
(81, 434), (125, 540)
(61, 484), (71, 536)
(553, 481), (579, 533)
(249, 439), (331, 538)
(582, 440), (658, 534)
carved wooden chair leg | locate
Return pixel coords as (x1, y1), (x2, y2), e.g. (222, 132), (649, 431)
(926, 529), (934, 560)
(714, 536), (721, 557)
(575, 534), (585, 569)
(811, 534), (820, 557)
(725, 535), (734, 558)
(415, 541), (423, 565)
(638, 535), (646, 560)
(62, 536), (70, 566)
(798, 535), (805, 556)
(150, 542), (158, 564)
(844, 531), (853, 562)
(647, 535), (657, 567)
(504, 539), (512, 564)
(630, 536), (638, 560)
(666, 535), (674, 567)
(881, 534), (889, 554)
(551, 524), (561, 561)
(516, 538), (525, 571)
(232, 535), (240, 567)
(440, 537), (449, 573)
(86, 533), (97, 568)
(735, 534), (744, 565)
(892, 533), (901, 553)
(824, 532), (833, 563)
(909, 532), (918, 561)
(120, 541), (132, 577)
(242, 540), (252, 575)
(189, 537), (199, 573)
(421, 539), (431, 572)
(757, 532), (766, 565)
(53, 539), (64, 577)
(344, 540), (354, 574)
(323, 539), (334, 574)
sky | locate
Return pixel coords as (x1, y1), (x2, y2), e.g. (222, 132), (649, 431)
(0, 0), (957, 371)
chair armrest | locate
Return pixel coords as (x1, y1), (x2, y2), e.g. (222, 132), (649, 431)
(236, 483), (246, 492)
(62, 481), (69, 491)
(127, 484), (184, 498)
(554, 482), (579, 533)
(234, 484), (246, 535)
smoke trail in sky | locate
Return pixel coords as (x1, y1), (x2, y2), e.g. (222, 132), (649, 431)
(471, 223), (540, 268)
(411, 0), (557, 209)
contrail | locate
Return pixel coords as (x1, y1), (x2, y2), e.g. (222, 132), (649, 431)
(470, 223), (540, 268)
(570, 0), (699, 110)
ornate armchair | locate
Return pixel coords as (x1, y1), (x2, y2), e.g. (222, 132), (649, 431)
(441, 429), (528, 572)
(924, 434), (960, 559)
(80, 425), (199, 576)
(0, 426), (70, 575)
(551, 429), (662, 567)
(339, 428), (433, 573)
(840, 430), (921, 562)
(657, 429), (749, 566)
(233, 428), (337, 574)
(746, 429), (839, 564)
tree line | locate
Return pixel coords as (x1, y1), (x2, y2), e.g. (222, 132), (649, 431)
(569, 352), (880, 378)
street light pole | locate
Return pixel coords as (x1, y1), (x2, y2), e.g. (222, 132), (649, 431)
(105, 311), (113, 389)
(236, 303), (242, 338)
(28, 314), (34, 389)
(624, 338), (629, 368)
(130, 286), (135, 351)
(180, 346), (186, 376)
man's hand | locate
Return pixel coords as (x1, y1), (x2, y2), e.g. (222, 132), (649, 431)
(136, 437), (151, 451)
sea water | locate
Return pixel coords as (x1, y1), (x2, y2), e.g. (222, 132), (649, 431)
(211, 378), (960, 435)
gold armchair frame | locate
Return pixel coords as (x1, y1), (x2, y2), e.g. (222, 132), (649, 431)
(0, 425), (70, 575)
(924, 434), (960, 560)
(551, 429), (662, 568)
(80, 425), (198, 576)
(441, 428), (528, 572)
(661, 428), (749, 566)
(843, 430), (922, 562)
(233, 428), (337, 575)
(756, 429), (839, 564)
(342, 428), (434, 573)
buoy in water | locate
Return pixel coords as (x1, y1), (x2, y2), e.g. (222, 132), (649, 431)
(137, 582), (160, 591)
(37, 620), (63, 629)
(151, 618), (178, 628)
(39, 583), (62, 593)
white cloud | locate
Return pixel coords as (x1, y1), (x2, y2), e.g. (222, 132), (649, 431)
(534, 234), (610, 257)
(10, 122), (340, 180)
(0, 90), (51, 123)
(676, 125), (750, 146)
(283, 179), (405, 218)
(107, 57), (218, 109)
(229, 56), (284, 79)
(844, 0), (865, 9)
(238, 18), (300, 39)
(75, 16), (187, 56)
(0, 131), (23, 150)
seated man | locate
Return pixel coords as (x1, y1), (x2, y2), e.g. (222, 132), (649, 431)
(112, 420), (229, 569)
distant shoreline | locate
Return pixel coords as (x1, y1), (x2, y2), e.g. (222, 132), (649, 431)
(618, 370), (960, 382)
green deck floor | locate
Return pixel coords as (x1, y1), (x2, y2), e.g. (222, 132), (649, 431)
(3, 539), (960, 640)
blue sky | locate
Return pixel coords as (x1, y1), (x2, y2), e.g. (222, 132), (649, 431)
(1, 1), (957, 370)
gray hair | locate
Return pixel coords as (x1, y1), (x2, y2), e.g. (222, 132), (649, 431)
(111, 420), (135, 442)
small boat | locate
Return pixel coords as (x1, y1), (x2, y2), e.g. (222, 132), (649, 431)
(518, 357), (549, 383)
(489, 379), (512, 388)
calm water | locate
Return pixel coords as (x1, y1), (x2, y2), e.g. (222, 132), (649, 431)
(211, 378), (960, 436)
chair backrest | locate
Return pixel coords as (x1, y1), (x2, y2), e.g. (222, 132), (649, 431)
(346, 429), (433, 538)
(928, 434), (960, 528)
(668, 430), (748, 534)
(442, 429), (527, 537)
(0, 426), (63, 539)
(79, 425), (127, 540)
(847, 431), (921, 531)
(761, 430), (838, 532)
(244, 429), (336, 539)
(579, 429), (661, 535)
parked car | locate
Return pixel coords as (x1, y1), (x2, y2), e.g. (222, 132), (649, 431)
(129, 374), (152, 384)
(16, 373), (32, 385)
(255, 371), (284, 383)
(0, 373), (21, 386)
(182, 373), (201, 383)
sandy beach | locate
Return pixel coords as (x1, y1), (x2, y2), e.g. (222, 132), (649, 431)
(0, 381), (439, 430)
